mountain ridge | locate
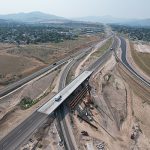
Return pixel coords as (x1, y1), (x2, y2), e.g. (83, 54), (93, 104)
(74, 16), (150, 27)
(0, 12), (149, 26)
(0, 11), (69, 23)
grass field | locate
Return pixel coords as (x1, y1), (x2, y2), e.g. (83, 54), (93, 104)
(0, 54), (44, 85)
(130, 42), (150, 76)
(8, 35), (101, 64)
(91, 38), (113, 58)
(0, 35), (102, 86)
(79, 38), (113, 71)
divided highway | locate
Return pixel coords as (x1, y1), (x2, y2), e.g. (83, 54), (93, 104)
(0, 47), (92, 98)
(57, 37), (117, 150)
(119, 37), (150, 87)
(57, 59), (78, 150)
(0, 37), (116, 150)
(0, 60), (66, 98)
(0, 47), (91, 150)
(88, 37), (117, 71)
(0, 111), (48, 150)
(1, 36), (149, 150)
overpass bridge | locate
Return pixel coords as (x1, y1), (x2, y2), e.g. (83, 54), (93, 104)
(0, 71), (93, 150)
(0, 35), (117, 150)
(38, 71), (92, 115)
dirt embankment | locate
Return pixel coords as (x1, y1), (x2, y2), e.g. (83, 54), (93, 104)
(0, 69), (59, 140)
(89, 59), (150, 149)
(75, 38), (112, 77)
(74, 50), (150, 149)
(117, 64), (150, 149)
(90, 65), (129, 149)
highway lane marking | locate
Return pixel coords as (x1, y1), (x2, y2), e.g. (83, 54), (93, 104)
(119, 37), (150, 87)
(1, 113), (46, 150)
(0, 44), (111, 149)
(0, 61), (67, 100)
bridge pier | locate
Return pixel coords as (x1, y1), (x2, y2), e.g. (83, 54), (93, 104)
(68, 78), (92, 109)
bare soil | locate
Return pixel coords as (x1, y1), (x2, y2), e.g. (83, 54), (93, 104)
(0, 43), (16, 51)
(118, 64), (150, 149)
(134, 43), (150, 53)
(73, 53), (150, 149)
(0, 54), (45, 85)
(0, 35), (101, 87)
(7, 35), (101, 64)
(128, 40), (150, 78)
(0, 70), (59, 140)
(20, 120), (63, 150)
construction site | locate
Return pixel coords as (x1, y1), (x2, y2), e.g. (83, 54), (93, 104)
(18, 36), (150, 150)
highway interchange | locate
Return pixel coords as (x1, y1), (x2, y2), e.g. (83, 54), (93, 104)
(57, 59), (78, 150)
(0, 47), (92, 99)
(0, 46), (92, 150)
(0, 35), (149, 150)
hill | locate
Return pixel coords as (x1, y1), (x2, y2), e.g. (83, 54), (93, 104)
(74, 16), (150, 27)
(0, 11), (69, 23)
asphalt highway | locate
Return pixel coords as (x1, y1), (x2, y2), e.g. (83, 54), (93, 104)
(0, 38), (115, 150)
(119, 37), (150, 87)
(0, 59), (67, 98)
(56, 58), (82, 150)
(0, 47), (90, 150)
(56, 37), (117, 150)
(0, 46), (92, 99)
(0, 111), (48, 150)
(2, 36), (148, 150)
(88, 37), (117, 72)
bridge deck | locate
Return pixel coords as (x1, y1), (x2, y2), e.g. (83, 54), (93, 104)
(38, 71), (92, 115)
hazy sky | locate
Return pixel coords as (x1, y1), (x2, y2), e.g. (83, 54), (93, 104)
(0, 0), (150, 19)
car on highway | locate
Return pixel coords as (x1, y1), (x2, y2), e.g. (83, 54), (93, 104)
(58, 139), (64, 146)
(54, 95), (62, 101)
